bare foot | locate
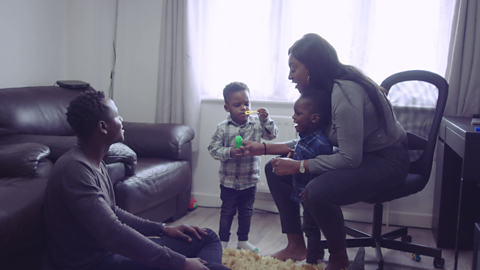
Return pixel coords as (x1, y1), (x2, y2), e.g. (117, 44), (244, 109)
(269, 233), (307, 261)
(270, 246), (307, 261)
(325, 249), (350, 270)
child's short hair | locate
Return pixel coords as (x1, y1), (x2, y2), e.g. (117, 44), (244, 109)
(300, 87), (332, 128)
(223, 82), (250, 103)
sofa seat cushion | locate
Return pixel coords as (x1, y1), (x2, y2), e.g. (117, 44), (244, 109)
(0, 177), (48, 255)
(114, 157), (191, 214)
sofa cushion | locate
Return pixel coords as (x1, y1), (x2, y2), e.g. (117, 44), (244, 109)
(0, 86), (94, 136)
(0, 134), (76, 160)
(122, 122), (194, 160)
(114, 157), (191, 214)
(0, 143), (50, 178)
(0, 177), (48, 255)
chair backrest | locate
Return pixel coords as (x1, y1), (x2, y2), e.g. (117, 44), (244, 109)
(381, 70), (449, 181)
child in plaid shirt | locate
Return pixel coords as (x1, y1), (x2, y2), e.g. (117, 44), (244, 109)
(291, 87), (335, 264)
(207, 82), (278, 252)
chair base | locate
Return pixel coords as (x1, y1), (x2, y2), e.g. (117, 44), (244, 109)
(319, 203), (445, 270)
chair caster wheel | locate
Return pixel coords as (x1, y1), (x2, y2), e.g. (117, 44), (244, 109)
(401, 235), (412, 242)
(412, 254), (421, 262)
(433, 257), (445, 268)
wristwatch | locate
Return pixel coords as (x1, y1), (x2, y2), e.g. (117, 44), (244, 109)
(159, 223), (167, 237)
(299, 160), (305, 173)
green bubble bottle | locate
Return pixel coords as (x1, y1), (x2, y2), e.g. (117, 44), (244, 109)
(235, 135), (243, 149)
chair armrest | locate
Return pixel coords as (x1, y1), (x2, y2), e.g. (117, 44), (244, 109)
(0, 143), (50, 178)
(122, 122), (195, 161)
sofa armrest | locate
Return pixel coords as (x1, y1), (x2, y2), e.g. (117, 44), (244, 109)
(104, 142), (137, 176)
(0, 143), (50, 178)
(122, 122), (195, 161)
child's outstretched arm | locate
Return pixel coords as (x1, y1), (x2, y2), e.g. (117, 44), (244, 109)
(257, 108), (279, 141)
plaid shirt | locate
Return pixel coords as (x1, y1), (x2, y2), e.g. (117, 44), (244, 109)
(208, 114), (278, 190)
(291, 129), (334, 203)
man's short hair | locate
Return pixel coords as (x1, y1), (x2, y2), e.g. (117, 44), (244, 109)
(223, 82), (250, 103)
(66, 90), (109, 140)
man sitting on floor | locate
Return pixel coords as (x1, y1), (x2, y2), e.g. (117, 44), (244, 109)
(43, 90), (229, 270)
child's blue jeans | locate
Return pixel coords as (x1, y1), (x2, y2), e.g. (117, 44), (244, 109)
(219, 185), (256, 242)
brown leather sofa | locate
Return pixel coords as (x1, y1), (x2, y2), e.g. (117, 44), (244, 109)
(0, 85), (195, 269)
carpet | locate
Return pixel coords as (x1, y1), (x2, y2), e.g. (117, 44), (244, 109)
(222, 248), (326, 270)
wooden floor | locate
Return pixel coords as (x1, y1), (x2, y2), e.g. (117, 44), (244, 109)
(170, 206), (473, 270)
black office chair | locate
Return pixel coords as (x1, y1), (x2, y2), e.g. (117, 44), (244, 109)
(319, 70), (449, 270)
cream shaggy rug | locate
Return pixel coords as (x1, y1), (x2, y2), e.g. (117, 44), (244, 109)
(222, 248), (326, 270)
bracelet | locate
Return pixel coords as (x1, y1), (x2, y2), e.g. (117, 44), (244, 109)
(262, 142), (267, 155)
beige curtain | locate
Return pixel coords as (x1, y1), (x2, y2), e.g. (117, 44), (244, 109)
(445, 0), (480, 117)
(156, 0), (200, 151)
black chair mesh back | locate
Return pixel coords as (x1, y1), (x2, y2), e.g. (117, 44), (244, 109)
(381, 70), (448, 181)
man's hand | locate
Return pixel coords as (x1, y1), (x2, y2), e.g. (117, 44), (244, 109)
(271, 157), (300, 175)
(183, 258), (209, 270)
(230, 147), (244, 158)
(162, 224), (207, 242)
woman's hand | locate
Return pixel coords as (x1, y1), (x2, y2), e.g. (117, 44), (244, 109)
(163, 224), (208, 242)
(271, 157), (302, 175)
(183, 258), (209, 270)
(240, 140), (264, 156)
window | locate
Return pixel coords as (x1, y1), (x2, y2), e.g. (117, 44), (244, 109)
(190, 0), (454, 102)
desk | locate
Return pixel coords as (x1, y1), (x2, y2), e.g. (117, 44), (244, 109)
(433, 117), (480, 250)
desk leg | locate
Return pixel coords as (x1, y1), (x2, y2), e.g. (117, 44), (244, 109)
(454, 178), (463, 270)
(433, 140), (462, 249)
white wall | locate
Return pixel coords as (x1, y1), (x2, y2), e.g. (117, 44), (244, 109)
(0, 0), (115, 91)
(0, 1), (436, 229)
(0, 0), (157, 122)
(0, 0), (68, 88)
(66, 1), (117, 94)
(114, 0), (163, 123)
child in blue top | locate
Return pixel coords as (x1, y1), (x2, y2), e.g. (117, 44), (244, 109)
(208, 82), (278, 252)
(291, 87), (335, 264)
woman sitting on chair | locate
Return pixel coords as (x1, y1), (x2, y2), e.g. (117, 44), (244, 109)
(241, 33), (409, 270)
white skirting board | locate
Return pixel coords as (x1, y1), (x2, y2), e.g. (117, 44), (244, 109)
(192, 190), (433, 229)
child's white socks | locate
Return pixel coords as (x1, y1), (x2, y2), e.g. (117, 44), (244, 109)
(221, 241), (228, 249)
(237, 241), (259, 253)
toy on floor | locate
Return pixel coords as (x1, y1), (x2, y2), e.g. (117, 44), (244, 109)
(412, 253), (421, 262)
(188, 197), (197, 211)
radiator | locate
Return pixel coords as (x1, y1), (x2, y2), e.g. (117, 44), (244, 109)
(258, 115), (298, 193)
